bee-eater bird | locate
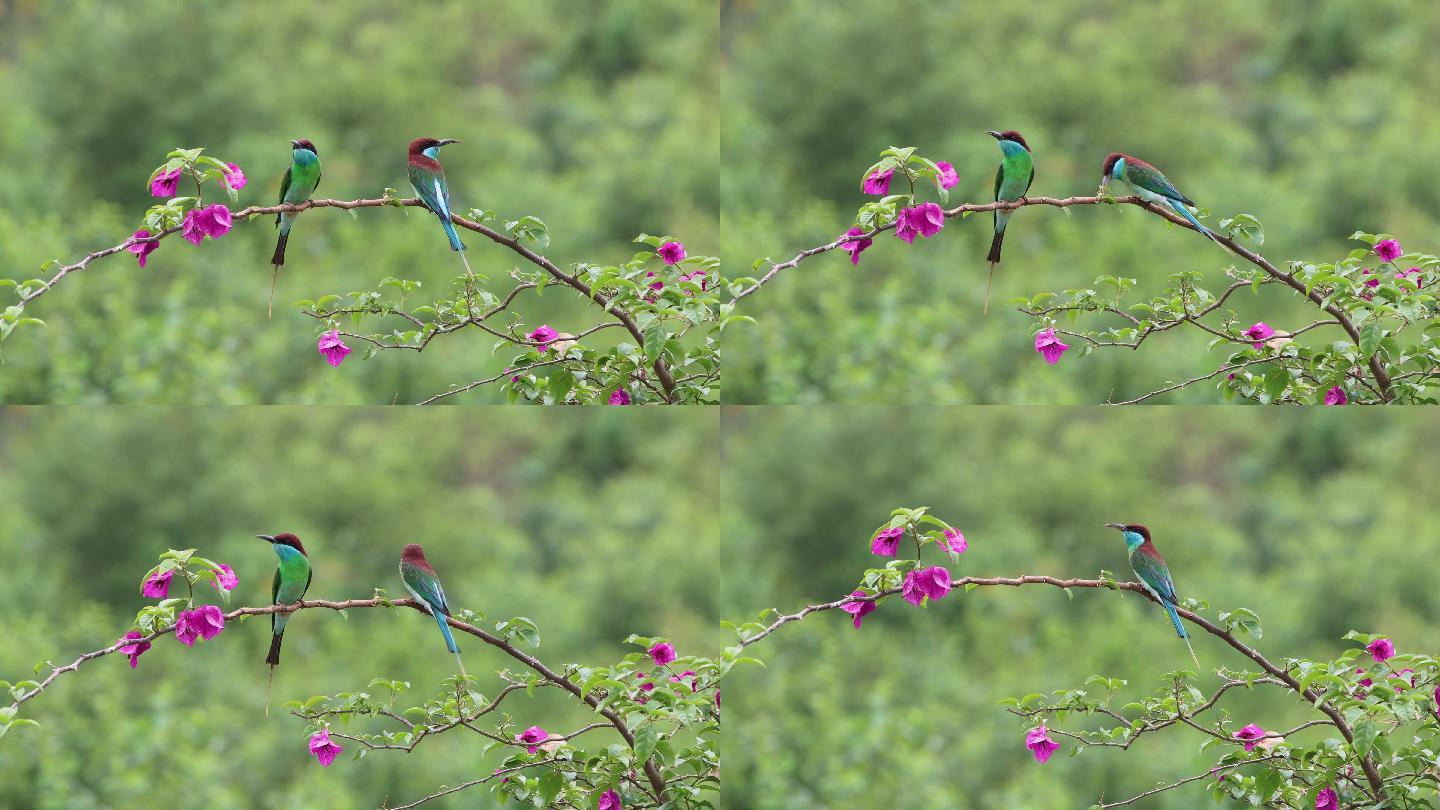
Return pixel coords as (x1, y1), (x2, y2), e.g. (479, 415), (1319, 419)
(398, 543), (468, 678)
(406, 137), (475, 281)
(270, 139), (323, 317)
(985, 130), (1034, 314)
(1105, 523), (1199, 668)
(1099, 153), (1223, 248)
(259, 533), (313, 716)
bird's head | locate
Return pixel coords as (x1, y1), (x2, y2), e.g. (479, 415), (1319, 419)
(1099, 152), (1126, 188)
(1104, 522), (1150, 549)
(400, 543), (428, 562)
(987, 129), (1030, 154)
(258, 532), (307, 556)
(409, 137), (462, 159)
(290, 139), (319, 156)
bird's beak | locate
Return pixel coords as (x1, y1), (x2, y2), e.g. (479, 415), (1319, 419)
(435, 138), (462, 147)
(289, 140), (301, 149)
(1099, 175), (1112, 190)
(257, 534), (276, 543)
(986, 130), (1002, 140)
(1103, 523), (1125, 531)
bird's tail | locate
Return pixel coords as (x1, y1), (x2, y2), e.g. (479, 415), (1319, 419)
(434, 610), (459, 655)
(987, 230), (1005, 266)
(441, 215), (466, 253)
(267, 632), (284, 666)
(268, 229), (290, 319)
(1163, 602), (1201, 668)
(265, 663), (275, 718)
(1168, 200), (1225, 249)
(271, 231), (289, 267)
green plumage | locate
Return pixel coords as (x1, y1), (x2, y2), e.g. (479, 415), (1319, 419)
(985, 131), (1035, 312)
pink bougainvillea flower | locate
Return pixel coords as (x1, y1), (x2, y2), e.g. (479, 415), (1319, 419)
(1233, 723), (1266, 752)
(1025, 724), (1059, 763)
(150, 167), (182, 198)
(1366, 637), (1395, 662)
(1243, 322), (1275, 348)
(941, 528), (968, 554)
(212, 563), (238, 591)
(645, 271), (665, 292)
(528, 324), (558, 351)
(916, 566), (952, 600)
(181, 208), (207, 245)
(894, 202), (945, 244)
(126, 230), (159, 268)
(142, 569), (172, 599)
(317, 330), (351, 367)
(1315, 787), (1338, 810)
(517, 726), (549, 754)
(841, 227), (873, 266)
(222, 162), (247, 190)
(1375, 239), (1402, 262)
(840, 590), (876, 629)
(1433, 685), (1439, 721)
(118, 631), (151, 669)
(597, 789), (623, 810)
(1359, 269), (1380, 301)
(679, 270), (709, 293)
(936, 160), (959, 190)
(668, 670), (698, 692)
(658, 241), (686, 265)
(173, 605), (224, 647)
(901, 569), (926, 606)
(309, 729), (343, 767)
(633, 672), (656, 704)
(194, 204), (232, 239)
(1323, 387), (1347, 406)
(1397, 267), (1424, 288)
(871, 526), (904, 556)
(862, 168), (893, 195)
(1034, 327), (1070, 365)
(648, 642), (677, 667)
(608, 388), (631, 405)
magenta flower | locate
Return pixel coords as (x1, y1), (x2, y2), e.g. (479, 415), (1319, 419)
(894, 202), (944, 244)
(936, 161), (959, 190)
(1323, 387), (1347, 405)
(841, 227), (873, 266)
(634, 672), (656, 704)
(668, 670), (698, 692)
(1034, 327), (1070, 365)
(658, 241), (686, 265)
(528, 324), (558, 351)
(212, 563), (238, 591)
(181, 208), (207, 245)
(1315, 787), (1337, 810)
(840, 590), (876, 629)
(1375, 239), (1402, 262)
(193, 204), (232, 239)
(174, 604), (225, 646)
(608, 388), (632, 405)
(916, 566), (951, 600)
(645, 271), (665, 292)
(941, 528), (968, 554)
(1243, 322), (1275, 348)
(1025, 724), (1059, 763)
(679, 270), (709, 293)
(126, 230), (160, 268)
(871, 526), (904, 556)
(150, 167), (182, 198)
(517, 726), (549, 754)
(1233, 723), (1266, 752)
(317, 330), (351, 367)
(141, 569), (172, 599)
(1366, 637), (1395, 662)
(862, 169), (893, 195)
(1397, 267), (1424, 288)
(1433, 685), (1439, 721)
(222, 162), (247, 190)
(901, 569), (926, 606)
(309, 729), (343, 768)
(1356, 668), (1373, 690)
(597, 789), (623, 810)
(648, 642), (677, 667)
(117, 631), (151, 669)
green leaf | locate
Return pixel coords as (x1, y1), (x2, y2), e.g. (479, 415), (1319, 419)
(643, 324), (666, 362)
(1353, 718), (1378, 756)
(634, 723), (659, 762)
(1359, 321), (1382, 357)
(538, 769), (563, 805)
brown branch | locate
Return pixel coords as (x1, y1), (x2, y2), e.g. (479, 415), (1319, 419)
(21, 197), (677, 401)
(12, 595), (669, 802)
(736, 193), (1393, 400)
(736, 573), (1384, 798)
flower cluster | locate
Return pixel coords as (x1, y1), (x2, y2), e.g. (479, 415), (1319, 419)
(121, 549), (236, 669)
(131, 148), (245, 269)
(845, 509), (968, 629)
(843, 146), (960, 268)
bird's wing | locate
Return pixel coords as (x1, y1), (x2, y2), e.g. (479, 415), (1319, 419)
(275, 167), (292, 227)
(401, 563), (452, 616)
(992, 162), (1004, 201)
(1023, 162), (1035, 196)
(1124, 162), (1193, 206)
(408, 164), (447, 216)
(271, 567), (281, 633)
(303, 566), (313, 599)
(1131, 552), (1179, 604)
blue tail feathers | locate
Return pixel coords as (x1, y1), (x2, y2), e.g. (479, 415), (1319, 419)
(441, 216), (466, 252)
(434, 610), (459, 654)
(1163, 601), (1187, 639)
(1167, 200), (1224, 247)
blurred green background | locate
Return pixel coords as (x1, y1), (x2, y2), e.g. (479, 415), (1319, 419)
(720, 407), (1440, 808)
(0, 0), (717, 404)
(0, 407), (719, 808)
(722, 0), (1440, 403)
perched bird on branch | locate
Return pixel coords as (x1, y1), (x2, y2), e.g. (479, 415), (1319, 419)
(398, 543), (468, 678)
(985, 130), (1034, 314)
(1099, 152), (1223, 247)
(1105, 523), (1199, 668)
(270, 139), (322, 317)
(259, 533), (313, 716)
